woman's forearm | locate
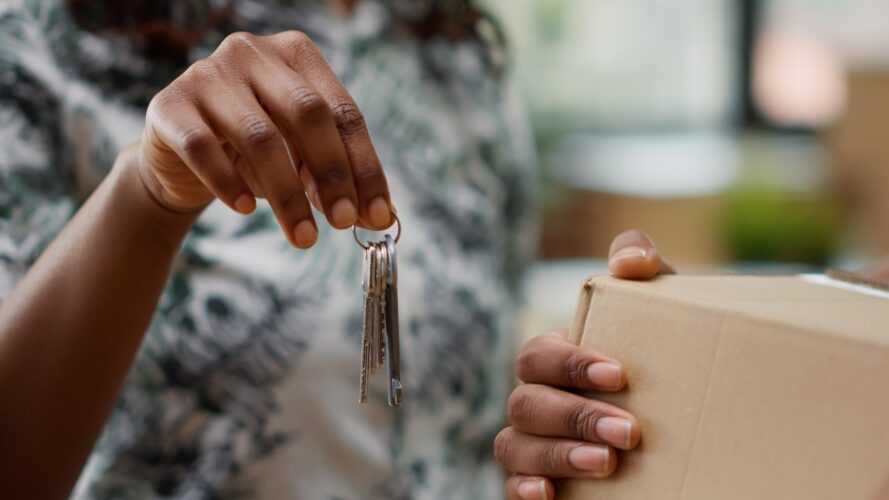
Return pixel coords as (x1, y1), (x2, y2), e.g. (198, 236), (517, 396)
(0, 146), (200, 499)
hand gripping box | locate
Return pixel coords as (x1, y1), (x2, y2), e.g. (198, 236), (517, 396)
(560, 275), (889, 500)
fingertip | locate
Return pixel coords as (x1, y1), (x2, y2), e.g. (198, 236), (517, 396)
(568, 445), (615, 477)
(329, 197), (358, 228)
(628, 417), (643, 450)
(543, 479), (555, 500)
(292, 219), (318, 248)
(586, 361), (626, 391)
(608, 246), (662, 280)
(511, 476), (554, 500)
(368, 196), (392, 229)
(233, 193), (256, 215)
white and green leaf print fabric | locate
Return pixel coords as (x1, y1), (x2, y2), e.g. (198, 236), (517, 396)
(0, 0), (537, 498)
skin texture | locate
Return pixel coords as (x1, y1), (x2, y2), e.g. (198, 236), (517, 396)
(142, 30), (395, 248)
(499, 229), (672, 500)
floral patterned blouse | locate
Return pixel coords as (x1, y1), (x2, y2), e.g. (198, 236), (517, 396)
(0, 0), (536, 498)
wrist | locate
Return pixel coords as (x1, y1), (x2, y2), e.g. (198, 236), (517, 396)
(112, 144), (203, 250)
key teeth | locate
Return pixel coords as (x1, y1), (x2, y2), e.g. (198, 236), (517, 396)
(388, 380), (404, 407)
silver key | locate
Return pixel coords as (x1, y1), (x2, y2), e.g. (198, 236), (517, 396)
(359, 244), (377, 403)
(370, 243), (382, 375)
(377, 242), (388, 371)
(384, 234), (403, 407)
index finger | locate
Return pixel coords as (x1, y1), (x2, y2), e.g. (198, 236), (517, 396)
(516, 333), (626, 391)
(272, 31), (393, 230)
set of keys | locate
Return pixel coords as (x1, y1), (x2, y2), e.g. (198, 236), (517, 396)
(353, 215), (403, 407)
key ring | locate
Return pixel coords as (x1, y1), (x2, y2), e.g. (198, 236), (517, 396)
(352, 212), (401, 250)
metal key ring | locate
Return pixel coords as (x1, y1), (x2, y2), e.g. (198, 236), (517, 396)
(352, 212), (401, 250)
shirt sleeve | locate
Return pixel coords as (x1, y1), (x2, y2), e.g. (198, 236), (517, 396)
(0, 5), (78, 297)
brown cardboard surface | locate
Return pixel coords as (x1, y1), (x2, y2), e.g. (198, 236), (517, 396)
(560, 275), (889, 500)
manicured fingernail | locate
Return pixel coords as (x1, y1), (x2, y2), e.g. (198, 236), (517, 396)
(610, 246), (647, 264)
(293, 220), (317, 248)
(233, 194), (256, 215)
(595, 416), (634, 450)
(368, 196), (392, 228)
(587, 362), (624, 389)
(568, 445), (610, 473)
(517, 479), (547, 500)
(330, 197), (357, 227)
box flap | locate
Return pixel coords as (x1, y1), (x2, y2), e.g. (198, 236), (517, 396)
(575, 275), (889, 348)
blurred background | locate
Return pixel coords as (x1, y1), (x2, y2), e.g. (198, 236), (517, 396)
(480, 0), (889, 334)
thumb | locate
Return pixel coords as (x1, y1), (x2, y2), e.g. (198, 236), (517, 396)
(608, 229), (673, 280)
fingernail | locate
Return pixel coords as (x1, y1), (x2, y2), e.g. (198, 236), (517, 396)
(610, 246), (647, 264)
(368, 196), (392, 228)
(233, 194), (256, 215)
(293, 220), (318, 248)
(313, 192), (323, 212)
(595, 416), (634, 450)
(587, 362), (624, 390)
(517, 479), (547, 500)
(330, 197), (357, 227)
(568, 445), (610, 473)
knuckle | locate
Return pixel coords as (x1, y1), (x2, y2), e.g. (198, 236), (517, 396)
(506, 387), (534, 425)
(289, 87), (329, 123)
(493, 428), (516, 466)
(184, 58), (218, 83)
(179, 127), (214, 156)
(275, 189), (305, 212)
(221, 31), (257, 53)
(316, 163), (350, 187)
(289, 30), (313, 48)
(331, 102), (367, 137)
(543, 444), (566, 474)
(240, 115), (279, 150)
(280, 30), (315, 54)
(352, 166), (382, 184)
(514, 345), (540, 382)
(564, 352), (593, 387)
(145, 95), (167, 122)
(565, 404), (602, 440)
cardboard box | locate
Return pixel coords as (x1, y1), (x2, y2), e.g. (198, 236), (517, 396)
(560, 275), (889, 500)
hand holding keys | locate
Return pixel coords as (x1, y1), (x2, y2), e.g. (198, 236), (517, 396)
(354, 215), (403, 407)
